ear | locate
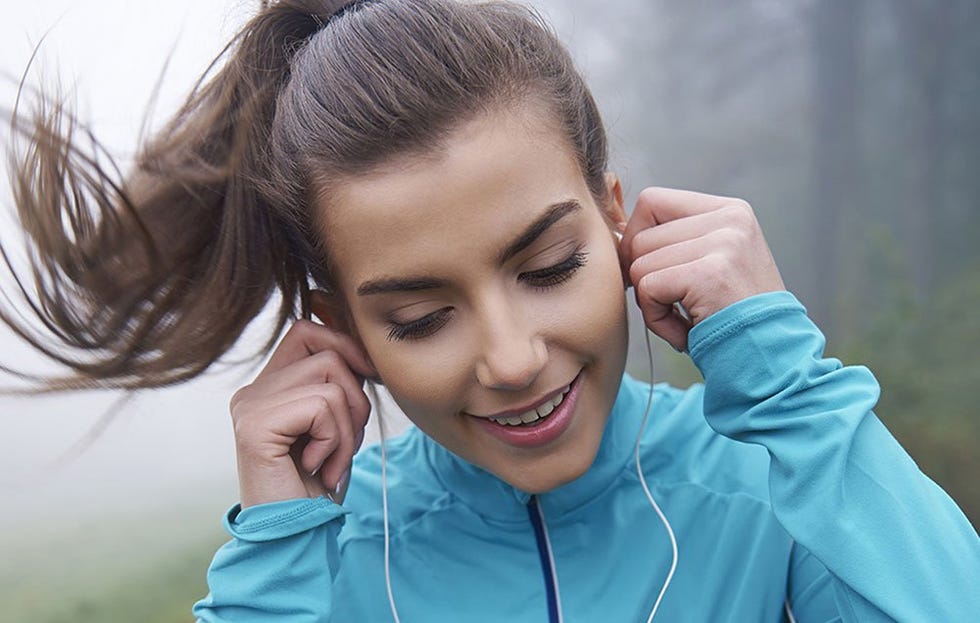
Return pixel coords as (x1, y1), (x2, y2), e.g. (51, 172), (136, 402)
(309, 289), (349, 332)
(309, 289), (381, 381)
(600, 172), (626, 234)
(600, 173), (631, 289)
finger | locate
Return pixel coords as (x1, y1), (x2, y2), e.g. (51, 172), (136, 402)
(296, 391), (346, 476)
(306, 384), (356, 489)
(262, 319), (376, 379)
(253, 350), (372, 428)
(626, 187), (733, 232)
(633, 259), (706, 345)
(641, 307), (691, 353)
(626, 209), (726, 265)
(243, 382), (355, 481)
(628, 232), (722, 289)
(621, 188), (734, 271)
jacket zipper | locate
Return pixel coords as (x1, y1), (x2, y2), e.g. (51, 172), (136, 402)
(527, 495), (562, 623)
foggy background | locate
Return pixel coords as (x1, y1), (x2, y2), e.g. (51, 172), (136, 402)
(2, 1), (978, 621)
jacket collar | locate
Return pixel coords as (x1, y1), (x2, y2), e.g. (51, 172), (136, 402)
(422, 375), (645, 523)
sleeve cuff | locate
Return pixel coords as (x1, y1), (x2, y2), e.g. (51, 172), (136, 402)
(688, 290), (807, 361)
(224, 496), (347, 542)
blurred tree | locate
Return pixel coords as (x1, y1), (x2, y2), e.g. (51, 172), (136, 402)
(890, 1), (953, 299)
(808, 0), (862, 333)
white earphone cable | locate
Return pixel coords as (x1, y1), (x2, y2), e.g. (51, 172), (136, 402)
(379, 411), (403, 623)
(636, 328), (679, 623)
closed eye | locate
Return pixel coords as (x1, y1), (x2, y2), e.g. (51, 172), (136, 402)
(386, 307), (453, 341)
(520, 250), (588, 289)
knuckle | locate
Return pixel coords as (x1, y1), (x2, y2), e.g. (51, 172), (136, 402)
(715, 225), (747, 249)
(637, 186), (660, 205)
(704, 252), (728, 274)
(630, 227), (652, 257)
(723, 199), (755, 225)
(310, 393), (333, 413)
(636, 271), (657, 298)
(294, 318), (328, 341)
(286, 318), (312, 338)
(320, 383), (347, 407)
(294, 318), (315, 331)
(229, 386), (251, 417)
(317, 349), (343, 369)
(729, 197), (753, 212)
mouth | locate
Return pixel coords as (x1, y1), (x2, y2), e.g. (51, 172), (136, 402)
(486, 383), (572, 426)
(469, 371), (583, 449)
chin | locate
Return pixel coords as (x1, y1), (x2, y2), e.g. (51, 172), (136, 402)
(500, 442), (600, 494)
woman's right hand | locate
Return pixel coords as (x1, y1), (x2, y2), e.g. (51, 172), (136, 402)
(229, 319), (375, 508)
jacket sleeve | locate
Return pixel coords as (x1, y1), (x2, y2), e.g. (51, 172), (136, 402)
(688, 291), (980, 622)
(192, 496), (347, 623)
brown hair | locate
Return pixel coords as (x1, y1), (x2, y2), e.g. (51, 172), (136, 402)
(1, 0), (609, 391)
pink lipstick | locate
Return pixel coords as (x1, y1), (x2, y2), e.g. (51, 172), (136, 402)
(471, 372), (582, 448)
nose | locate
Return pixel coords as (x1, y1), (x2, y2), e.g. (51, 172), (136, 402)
(475, 305), (548, 391)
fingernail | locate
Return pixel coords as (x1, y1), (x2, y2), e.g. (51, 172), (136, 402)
(334, 468), (351, 498)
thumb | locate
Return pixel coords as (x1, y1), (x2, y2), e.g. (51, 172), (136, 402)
(635, 292), (693, 354)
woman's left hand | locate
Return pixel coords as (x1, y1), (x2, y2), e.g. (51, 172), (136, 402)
(620, 187), (785, 353)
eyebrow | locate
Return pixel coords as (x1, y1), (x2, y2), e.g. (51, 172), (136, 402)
(356, 199), (582, 296)
(497, 199), (582, 265)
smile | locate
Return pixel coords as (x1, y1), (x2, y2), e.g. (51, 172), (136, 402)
(471, 372), (584, 449)
(487, 385), (571, 426)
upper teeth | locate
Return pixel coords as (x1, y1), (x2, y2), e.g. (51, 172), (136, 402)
(489, 386), (571, 426)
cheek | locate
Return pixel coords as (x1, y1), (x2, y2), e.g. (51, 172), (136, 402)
(367, 338), (470, 425)
(537, 241), (627, 349)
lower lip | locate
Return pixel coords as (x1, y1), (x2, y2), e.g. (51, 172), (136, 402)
(472, 372), (582, 449)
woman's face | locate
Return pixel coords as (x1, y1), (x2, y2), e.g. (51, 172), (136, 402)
(320, 105), (629, 493)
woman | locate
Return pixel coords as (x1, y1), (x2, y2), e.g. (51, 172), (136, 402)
(4, 0), (977, 621)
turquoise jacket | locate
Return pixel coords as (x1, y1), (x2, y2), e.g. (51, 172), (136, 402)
(193, 292), (980, 622)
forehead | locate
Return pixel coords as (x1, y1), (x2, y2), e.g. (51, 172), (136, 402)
(318, 107), (592, 292)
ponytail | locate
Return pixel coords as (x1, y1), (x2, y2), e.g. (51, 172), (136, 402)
(1, 1), (351, 391)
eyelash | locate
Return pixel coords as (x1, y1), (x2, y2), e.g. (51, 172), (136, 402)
(520, 249), (588, 289)
(386, 308), (453, 342)
(385, 249), (589, 341)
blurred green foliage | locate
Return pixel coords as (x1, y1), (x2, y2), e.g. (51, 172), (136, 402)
(1, 510), (224, 622)
(838, 261), (980, 525)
